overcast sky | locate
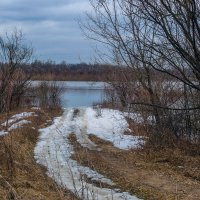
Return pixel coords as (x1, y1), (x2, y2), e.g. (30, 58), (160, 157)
(0, 0), (98, 63)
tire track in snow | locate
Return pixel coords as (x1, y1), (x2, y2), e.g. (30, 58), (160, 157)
(34, 108), (141, 200)
(75, 109), (100, 151)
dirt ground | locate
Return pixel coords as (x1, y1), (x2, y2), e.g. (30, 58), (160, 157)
(0, 108), (77, 200)
(1, 108), (200, 200)
(69, 133), (200, 200)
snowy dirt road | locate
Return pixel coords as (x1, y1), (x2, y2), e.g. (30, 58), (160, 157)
(34, 108), (142, 200)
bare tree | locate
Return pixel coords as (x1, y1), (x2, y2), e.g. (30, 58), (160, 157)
(82, 0), (168, 136)
(36, 81), (63, 109)
(82, 0), (200, 146)
(137, 0), (200, 91)
(0, 30), (33, 114)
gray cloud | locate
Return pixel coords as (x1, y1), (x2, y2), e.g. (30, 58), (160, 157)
(0, 0), (96, 63)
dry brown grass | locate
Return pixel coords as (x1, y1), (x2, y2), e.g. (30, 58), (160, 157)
(1, 107), (200, 200)
(0, 108), (77, 200)
(68, 133), (200, 200)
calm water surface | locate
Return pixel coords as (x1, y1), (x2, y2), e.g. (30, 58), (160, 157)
(61, 81), (106, 108)
(32, 81), (106, 108)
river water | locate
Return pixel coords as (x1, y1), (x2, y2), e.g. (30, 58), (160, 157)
(60, 81), (106, 108)
(33, 80), (142, 200)
(32, 81), (106, 108)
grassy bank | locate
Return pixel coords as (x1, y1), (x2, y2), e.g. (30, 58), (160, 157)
(68, 122), (200, 200)
(1, 107), (200, 200)
(0, 108), (76, 200)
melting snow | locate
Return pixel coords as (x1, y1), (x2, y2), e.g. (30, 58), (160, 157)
(85, 108), (143, 150)
(2, 112), (35, 127)
(8, 120), (31, 131)
(0, 130), (8, 136)
(0, 112), (35, 136)
(34, 108), (142, 200)
(124, 112), (144, 123)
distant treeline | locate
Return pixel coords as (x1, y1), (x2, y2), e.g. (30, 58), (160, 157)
(17, 60), (176, 82)
(21, 61), (115, 81)
(0, 60), (184, 82)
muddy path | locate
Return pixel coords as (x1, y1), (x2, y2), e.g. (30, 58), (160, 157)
(34, 108), (141, 200)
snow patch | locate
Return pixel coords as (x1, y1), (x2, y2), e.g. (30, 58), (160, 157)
(85, 108), (143, 150)
(34, 108), (141, 200)
(0, 130), (8, 136)
(8, 120), (31, 131)
(2, 112), (35, 127)
(0, 112), (36, 136)
(124, 112), (144, 123)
